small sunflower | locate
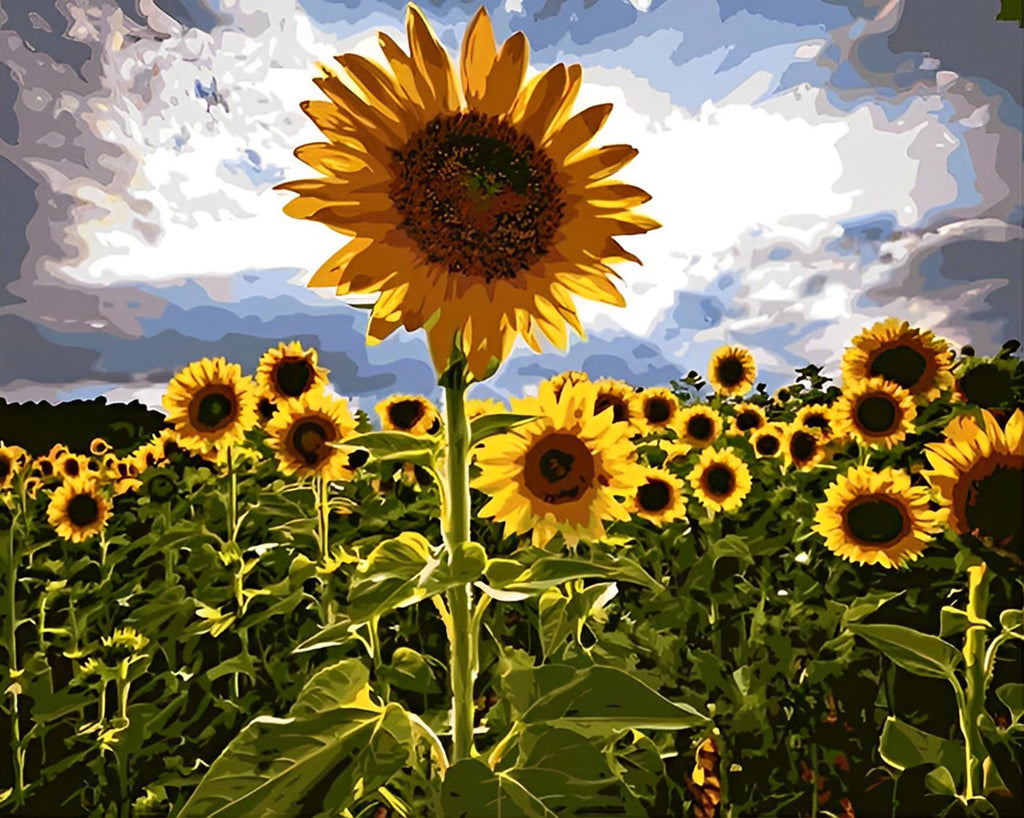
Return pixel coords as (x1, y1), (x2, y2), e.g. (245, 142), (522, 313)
(89, 438), (113, 457)
(631, 468), (687, 525)
(101, 456), (143, 496)
(924, 408), (1023, 557)
(466, 397), (507, 421)
(256, 341), (330, 403)
(661, 441), (693, 468)
(1, 444), (29, 490)
(56, 453), (97, 481)
(591, 378), (644, 432)
(473, 380), (646, 549)
(689, 447), (752, 513)
(814, 466), (945, 568)
(377, 394), (442, 435)
(794, 404), (835, 442)
(548, 370), (591, 400)
(676, 405), (724, 449)
(728, 403), (767, 435)
(842, 318), (953, 401)
(266, 391), (361, 480)
(637, 387), (681, 435)
(129, 435), (168, 474)
(708, 346), (757, 397)
(783, 425), (827, 471)
(750, 424), (785, 459)
(831, 377), (916, 449)
(47, 478), (111, 543)
(163, 358), (258, 458)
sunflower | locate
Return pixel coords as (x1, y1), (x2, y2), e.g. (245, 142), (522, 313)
(661, 441), (693, 468)
(842, 318), (953, 401)
(591, 378), (644, 432)
(377, 394), (442, 435)
(129, 435), (168, 474)
(89, 438), (113, 457)
(783, 425), (827, 471)
(750, 424), (785, 459)
(278, 4), (657, 380)
(1, 444), (29, 491)
(31, 455), (57, 480)
(47, 478), (111, 543)
(100, 456), (143, 497)
(728, 403), (767, 435)
(163, 358), (258, 458)
(267, 390), (362, 480)
(689, 447), (752, 513)
(473, 379), (646, 548)
(256, 341), (330, 403)
(924, 408), (1023, 557)
(830, 377), (916, 449)
(548, 370), (591, 400)
(794, 404), (835, 442)
(466, 397), (507, 421)
(708, 346), (757, 397)
(676, 405), (724, 449)
(814, 466), (945, 569)
(637, 387), (681, 435)
(631, 468), (687, 525)
(954, 359), (1019, 408)
(56, 453), (99, 481)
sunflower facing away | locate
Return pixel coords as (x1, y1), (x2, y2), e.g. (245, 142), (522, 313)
(689, 447), (752, 513)
(266, 391), (362, 480)
(924, 408), (1023, 558)
(631, 467), (687, 525)
(377, 394), (442, 435)
(1, 444), (29, 491)
(47, 478), (111, 543)
(842, 318), (953, 401)
(676, 405), (724, 449)
(278, 5), (657, 379)
(708, 346), (757, 397)
(814, 466), (945, 569)
(472, 379), (646, 548)
(728, 403), (767, 435)
(256, 341), (330, 404)
(830, 377), (916, 449)
(163, 358), (258, 459)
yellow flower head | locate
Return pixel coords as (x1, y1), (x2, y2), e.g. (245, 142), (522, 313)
(708, 345), (757, 397)
(278, 4), (657, 379)
(1, 444), (29, 491)
(466, 397), (508, 421)
(266, 390), (362, 480)
(256, 341), (330, 402)
(750, 424), (785, 459)
(47, 478), (111, 543)
(548, 370), (591, 401)
(830, 377), (916, 449)
(631, 467), (688, 525)
(637, 387), (681, 435)
(727, 402), (767, 435)
(675, 405), (724, 449)
(377, 394), (442, 436)
(842, 318), (953, 401)
(689, 447), (752, 513)
(590, 378), (644, 432)
(794, 404), (835, 442)
(783, 425), (827, 471)
(814, 466), (945, 569)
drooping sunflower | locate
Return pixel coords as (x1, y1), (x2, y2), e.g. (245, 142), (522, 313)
(89, 438), (113, 457)
(1, 444), (29, 491)
(727, 402), (767, 435)
(278, 5), (657, 379)
(631, 468), (687, 525)
(266, 391), (361, 480)
(47, 478), (111, 543)
(377, 394), (442, 436)
(256, 341), (330, 404)
(841, 318), (953, 401)
(676, 405), (724, 449)
(548, 370), (591, 401)
(637, 387), (682, 435)
(708, 346), (757, 397)
(794, 404), (835, 442)
(750, 424), (785, 459)
(591, 379), (644, 433)
(924, 408), (1023, 558)
(830, 377), (916, 449)
(473, 379), (646, 548)
(163, 358), (258, 459)
(689, 447), (752, 513)
(783, 425), (827, 471)
(814, 466), (945, 569)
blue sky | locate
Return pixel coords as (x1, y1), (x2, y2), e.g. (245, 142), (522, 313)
(0, 0), (1021, 411)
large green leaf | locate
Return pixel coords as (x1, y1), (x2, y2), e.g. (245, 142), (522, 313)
(379, 647), (440, 694)
(289, 658), (371, 716)
(335, 431), (438, 467)
(469, 413), (537, 448)
(441, 759), (556, 818)
(878, 715), (965, 779)
(996, 683), (1024, 724)
(486, 556), (661, 594)
(848, 624), (962, 680)
(841, 590), (904, 627)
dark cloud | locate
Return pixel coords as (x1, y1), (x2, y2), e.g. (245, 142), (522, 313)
(0, 156), (35, 307)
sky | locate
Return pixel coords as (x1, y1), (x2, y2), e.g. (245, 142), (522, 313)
(0, 0), (1021, 411)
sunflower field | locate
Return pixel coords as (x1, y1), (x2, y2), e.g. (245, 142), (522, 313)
(3, 4), (1023, 817)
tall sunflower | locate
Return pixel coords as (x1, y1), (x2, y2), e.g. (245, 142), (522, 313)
(842, 318), (953, 401)
(814, 466), (945, 569)
(676, 405), (723, 449)
(708, 346), (757, 397)
(256, 341), (330, 404)
(830, 377), (916, 449)
(783, 425), (827, 471)
(750, 424), (785, 459)
(923, 409), (1023, 558)
(47, 478), (111, 543)
(637, 387), (682, 435)
(163, 358), (258, 459)
(377, 394), (442, 435)
(794, 404), (835, 442)
(278, 5), (657, 379)
(689, 447), (752, 513)
(727, 403), (767, 435)
(266, 391), (362, 480)
(472, 379), (646, 548)
(631, 468), (687, 525)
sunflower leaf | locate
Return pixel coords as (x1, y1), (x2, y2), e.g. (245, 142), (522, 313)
(468, 413), (538, 447)
(441, 759), (557, 818)
(332, 432), (438, 465)
(878, 715), (965, 778)
(996, 683), (1024, 723)
(848, 623), (962, 680)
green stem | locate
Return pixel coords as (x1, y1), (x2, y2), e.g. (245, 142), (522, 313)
(317, 477), (335, 624)
(442, 378), (476, 762)
(716, 731), (734, 818)
(6, 501), (25, 806)
(227, 446), (238, 544)
(961, 562), (991, 799)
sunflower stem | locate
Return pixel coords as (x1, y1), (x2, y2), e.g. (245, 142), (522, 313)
(227, 446), (238, 544)
(961, 562), (991, 799)
(442, 375), (477, 762)
(317, 476), (335, 624)
(5, 495), (26, 807)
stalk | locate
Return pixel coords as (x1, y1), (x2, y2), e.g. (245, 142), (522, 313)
(227, 446), (238, 543)
(5, 496), (25, 806)
(442, 378), (476, 761)
(317, 476), (335, 624)
(961, 562), (990, 799)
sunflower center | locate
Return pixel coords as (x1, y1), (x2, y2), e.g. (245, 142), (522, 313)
(803, 413), (830, 432)
(716, 357), (746, 387)
(389, 400), (425, 431)
(736, 410), (762, 431)
(790, 430), (818, 462)
(290, 419), (334, 465)
(390, 112), (565, 281)
(755, 435), (780, 456)
(63, 459), (81, 477)
(966, 466), (1022, 546)
(856, 396), (898, 434)
(595, 393), (629, 423)
(638, 480), (672, 512)
(258, 398), (277, 422)
(646, 398), (673, 425)
(704, 464), (735, 497)
(276, 359), (315, 397)
(870, 345), (926, 389)
(524, 433), (595, 505)
(845, 498), (906, 545)
(0, 457), (10, 480)
(67, 494), (100, 527)
(960, 363), (1014, 408)
(191, 387), (238, 433)
(687, 415), (714, 441)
